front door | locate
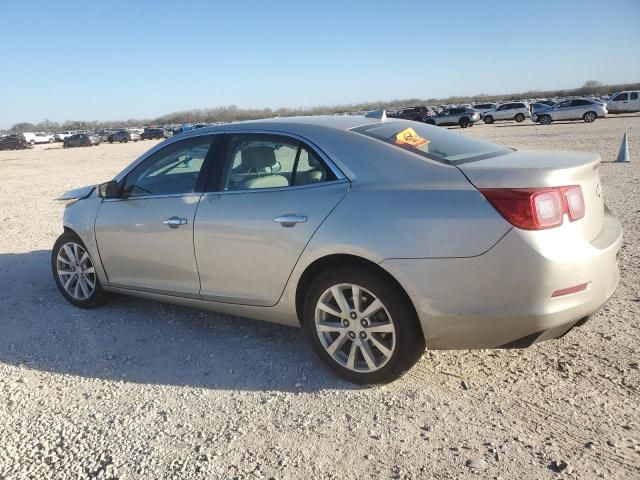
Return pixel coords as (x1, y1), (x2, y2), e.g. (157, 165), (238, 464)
(95, 135), (218, 295)
(194, 133), (349, 306)
(608, 93), (629, 113)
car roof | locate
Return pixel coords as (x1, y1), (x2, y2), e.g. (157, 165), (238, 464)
(183, 115), (386, 136)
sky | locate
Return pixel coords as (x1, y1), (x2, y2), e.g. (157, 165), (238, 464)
(0, 0), (639, 128)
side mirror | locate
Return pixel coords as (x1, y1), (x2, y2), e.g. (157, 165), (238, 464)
(98, 180), (120, 199)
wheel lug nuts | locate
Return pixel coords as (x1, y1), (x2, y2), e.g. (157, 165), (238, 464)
(348, 332), (356, 339)
(342, 320), (350, 327)
(360, 319), (368, 327)
(359, 331), (367, 339)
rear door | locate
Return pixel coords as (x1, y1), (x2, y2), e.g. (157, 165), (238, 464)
(194, 133), (349, 306)
(629, 92), (640, 112)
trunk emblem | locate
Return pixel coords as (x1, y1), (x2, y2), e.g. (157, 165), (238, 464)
(595, 184), (603, 198)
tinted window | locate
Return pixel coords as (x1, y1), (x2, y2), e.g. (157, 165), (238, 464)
(221, 135), (334, 191)
(631, 92), (638, 100)
(512, 103), (525, 109)
(353, 122), (511, 164)
(557, 101), (571, 108)
(497, 105), (509, 111)
(571, 99), (591, 106)
(613, 93), (628, 101)
(123, 136), (214, 197)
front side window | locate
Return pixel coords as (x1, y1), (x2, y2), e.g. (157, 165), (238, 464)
(353, 121), (511, 164)
(557, 101), (571, 108)
(497, 104), (510, 111)
(631, 92), (638, 100)
(613, 93), (628, 101)
(122, 136), (214, 197)
(221, 134), (335, 191)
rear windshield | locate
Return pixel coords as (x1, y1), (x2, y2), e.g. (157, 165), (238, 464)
(351, 122), (512, 164)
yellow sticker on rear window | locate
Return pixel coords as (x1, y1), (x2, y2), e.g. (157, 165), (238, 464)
(393, 127), (430, 148)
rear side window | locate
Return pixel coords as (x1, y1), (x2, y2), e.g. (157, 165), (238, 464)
(631, 92), (638, 100)
(221, 134), (335, 191)
(352, 122), (511, 165)
(571, 99), (591, 106)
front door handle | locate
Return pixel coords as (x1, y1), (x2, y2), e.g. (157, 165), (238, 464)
(273, 214), (307, 227)
(163, 216), (188, 228)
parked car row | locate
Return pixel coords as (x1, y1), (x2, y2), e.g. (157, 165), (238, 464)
(0, 135), (32, 150)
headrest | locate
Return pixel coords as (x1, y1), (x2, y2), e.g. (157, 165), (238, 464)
(242, 146), (277, 169)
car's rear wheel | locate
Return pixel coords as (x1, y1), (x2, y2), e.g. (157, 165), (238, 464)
(515, 113), (525, 122)
(52, 232), (110, 309)
(303, 266), (425, 384)
(539, 114), (552, 125)
(459, 117), (470, 128)
(483, 115), (494, 124)
(583, 111), (596, 123)
(108, 138), (113, 143)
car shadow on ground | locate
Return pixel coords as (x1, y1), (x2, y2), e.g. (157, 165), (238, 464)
(0, 250), (356, 392)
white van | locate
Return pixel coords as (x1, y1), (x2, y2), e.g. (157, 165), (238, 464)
(606, 91), (640, 113)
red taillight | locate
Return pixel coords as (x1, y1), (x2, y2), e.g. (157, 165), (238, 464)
(480, 186), (585, 230)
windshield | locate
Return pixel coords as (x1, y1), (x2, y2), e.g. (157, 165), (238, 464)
(352, 121), (512, 164)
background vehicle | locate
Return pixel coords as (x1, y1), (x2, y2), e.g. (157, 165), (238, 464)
(23, 132), (55, 145)
(0, 135), (31, 150)
(107, 130), (141, 143)
(388, 106), (435, 121)
(471, 103), (497, 118)
(483, 102), (530, 124)
(141, 128), (171, 140)
(54, 131), (74, 142)
(531, 101), (556, 115)
(51, 116), (622, 384)
(63, 133), (101, 148)
(424, 107), (480, 128)
(606, 91), (640, 113)
(532, 98), (607, 124)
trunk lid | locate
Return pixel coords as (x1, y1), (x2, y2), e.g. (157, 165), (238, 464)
(458, 150), (604, 241)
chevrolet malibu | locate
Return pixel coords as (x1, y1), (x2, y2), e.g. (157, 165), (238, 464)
(52, 116), (622, 384)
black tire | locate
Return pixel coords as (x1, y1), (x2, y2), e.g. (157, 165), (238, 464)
(303, 266), (425, 384)
(51, 231), (110, 309)
(539, 114), (552, 125)
(583, 111), (597, 123)
(515, 113), (525, 122)
(483, 115), (494, 124)
(459, 117), (470, 128)
(108, 138), (113, 143)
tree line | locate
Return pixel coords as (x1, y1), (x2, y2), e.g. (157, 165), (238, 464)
(6, 80), (638, 133)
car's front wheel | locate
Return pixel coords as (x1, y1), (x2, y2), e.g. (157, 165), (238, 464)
(52, 232), (110, 308)
(539, 114), (552, 125)
(583, 111), (596, 123)
(483, 115), (494, 124)
(303, 266), (425, 384)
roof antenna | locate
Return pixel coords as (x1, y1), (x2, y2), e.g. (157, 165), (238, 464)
(365, 109), (387, 120)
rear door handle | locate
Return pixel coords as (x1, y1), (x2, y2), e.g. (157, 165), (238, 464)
(273, 215), (307, 227)
(163, 216), (188, 228)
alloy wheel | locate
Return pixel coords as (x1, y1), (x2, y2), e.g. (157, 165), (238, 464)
(56, 242), (96, 300)
(584, 112), (595, 123)
(314, 283), (396, 373)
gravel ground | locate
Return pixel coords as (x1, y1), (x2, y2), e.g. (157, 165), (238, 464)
(1, 116), (639, 479)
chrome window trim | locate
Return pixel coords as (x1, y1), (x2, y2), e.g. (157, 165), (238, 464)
(102, 192), (203, 203)
(200, 178), (350, 197)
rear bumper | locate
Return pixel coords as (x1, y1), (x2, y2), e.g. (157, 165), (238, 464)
(381, 208), (622, 349)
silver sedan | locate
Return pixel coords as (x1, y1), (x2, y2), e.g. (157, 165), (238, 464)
(532, 98), (608, 124)
(52, 116), (622, 384)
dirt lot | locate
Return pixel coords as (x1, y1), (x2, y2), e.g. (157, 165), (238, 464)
(1, 116), (639, 480)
